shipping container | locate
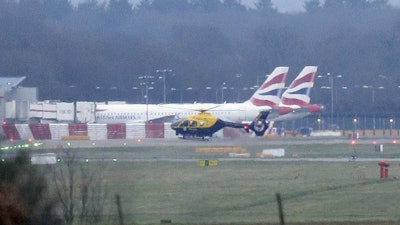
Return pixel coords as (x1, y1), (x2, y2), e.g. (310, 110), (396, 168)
(29, 102), (43, 118)
(42, 102), (57, 119)
(76, 102), (95, 123)
(56, 102), (74, 121)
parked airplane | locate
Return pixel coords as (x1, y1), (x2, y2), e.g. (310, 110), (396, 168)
(94, 66), (289, 124)
(269, 66), (323, 121)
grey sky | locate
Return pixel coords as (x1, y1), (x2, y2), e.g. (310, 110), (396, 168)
(246, 0), (400, 13)
(69, 0), (400, 13)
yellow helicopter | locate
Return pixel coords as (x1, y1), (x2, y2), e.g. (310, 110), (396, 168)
(170, 110), (270, 140)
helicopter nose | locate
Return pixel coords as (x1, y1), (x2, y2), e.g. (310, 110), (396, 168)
(171, 121), (180, 128)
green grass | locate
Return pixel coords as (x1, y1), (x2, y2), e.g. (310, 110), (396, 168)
(31, 140), (400, 224)
(101, 161), (400, 224)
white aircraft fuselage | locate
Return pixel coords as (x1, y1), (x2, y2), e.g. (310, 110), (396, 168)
(94, 102), (271, 124)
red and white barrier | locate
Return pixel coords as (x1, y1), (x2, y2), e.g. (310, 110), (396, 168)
(2, 122), (170, 141)
(2, 122), (236, 141)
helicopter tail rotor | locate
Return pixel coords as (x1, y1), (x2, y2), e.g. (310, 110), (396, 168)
(248, 111), (270, 136)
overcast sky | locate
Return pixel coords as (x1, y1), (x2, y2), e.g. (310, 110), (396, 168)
(243, 0), (308, 12)
(245, 0), (400, 13)
(69, 0), (400, 13)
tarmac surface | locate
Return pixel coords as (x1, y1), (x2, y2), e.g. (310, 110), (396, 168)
(4, 136), (400, 163)
(24, 136), (400, 149)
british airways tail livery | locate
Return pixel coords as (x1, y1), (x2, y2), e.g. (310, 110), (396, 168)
(248, 66), (288, 107)
(281, 66), (317, 106)
(271, 66), (323, 121)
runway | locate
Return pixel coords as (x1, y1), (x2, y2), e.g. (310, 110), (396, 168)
(20, 135), (399, 149)
(9, 136), (399, 163)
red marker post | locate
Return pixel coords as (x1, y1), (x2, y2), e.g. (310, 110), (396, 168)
(378, 161), (390, 179)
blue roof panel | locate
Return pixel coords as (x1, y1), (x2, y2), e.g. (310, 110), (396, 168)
(0, 76), (26, 89)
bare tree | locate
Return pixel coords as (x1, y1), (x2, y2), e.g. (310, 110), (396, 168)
(52, 149), (76, 224)
(79, 161), (107, 224)
(52, 149), (106, 225)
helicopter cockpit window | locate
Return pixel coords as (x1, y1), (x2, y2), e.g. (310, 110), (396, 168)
(189, 120), (197, 127)
(181, 120), (189, 127)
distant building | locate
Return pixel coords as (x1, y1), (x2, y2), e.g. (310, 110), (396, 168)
(0, 76), (38, 123)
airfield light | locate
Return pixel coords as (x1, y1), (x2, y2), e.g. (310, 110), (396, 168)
(137, 138), (142, 143)
(33, 142), (43, 147)
(9, 138), (14, 142)
(372, 140), (377, 145)
(389, 118), (394, 135)
(351, 140), (357, 145)
(393, 139), (397, 144)
(317, 118), (322, 130)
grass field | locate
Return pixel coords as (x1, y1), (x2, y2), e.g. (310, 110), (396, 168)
(35, 139), (400, 224)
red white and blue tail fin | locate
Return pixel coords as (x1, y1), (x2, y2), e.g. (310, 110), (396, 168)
(280, 66), (317, 106)
(248, 67), (289, 107)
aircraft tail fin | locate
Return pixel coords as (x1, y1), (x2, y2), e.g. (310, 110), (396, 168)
(248, 66), (289, 107)
(280, 66), (317, 106)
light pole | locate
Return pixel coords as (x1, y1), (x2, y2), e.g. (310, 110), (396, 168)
(317, 118), (322, 131)
(389, 118), (394, 135)
(221, 82), (227, 103)
(131, 86), (141, 103)
(186, 87), (193, 103)
(156, 69), (172, 104)
(235, 74), (242, 102)
(353, 118), (358, 138)
(170, 87), (178, 103)
(362, 85), (384, 135)
(205, 86), (212, 102)
(318, 73), (342, 128)
(138, 75), (154, 122)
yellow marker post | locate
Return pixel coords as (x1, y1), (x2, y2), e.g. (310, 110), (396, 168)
(198, 159), (218, 167)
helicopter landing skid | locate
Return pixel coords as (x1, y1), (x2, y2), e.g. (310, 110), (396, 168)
(178, 135), (211, 141)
